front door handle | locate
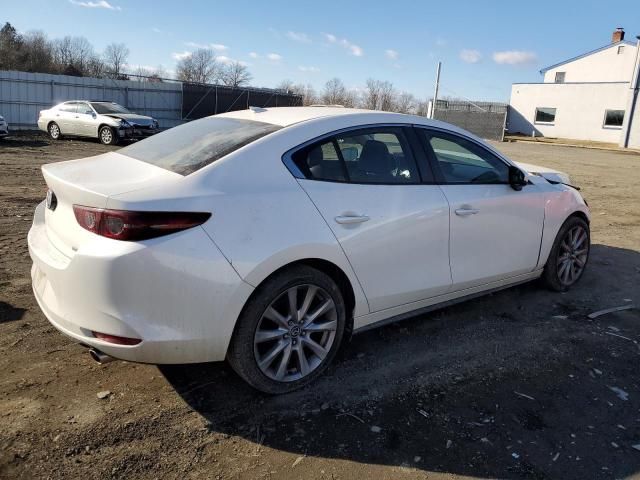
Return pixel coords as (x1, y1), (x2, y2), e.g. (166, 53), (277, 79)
(335, 215), (370, 224)
(455, 208), (480, 216)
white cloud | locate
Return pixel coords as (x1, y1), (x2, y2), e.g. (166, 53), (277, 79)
(298, 65), (320, 72)
(267, 53), (282, 61)
(217, 56), (249, 66)
(152, 27), (162, 33)
(287, 31), (311, 43)
(248, 52), (259, 59)
(324, 33), (363, 56)
(460, 49), (482, 64)
(323, 33), (337, 43)
(492, 50), (537, 65)
(385, 49), (398, 60)
(185, 42), (228, 51)
(69, 0), (121, 10)
(436, 37), (447, 47)
(172, 51), (192, 61)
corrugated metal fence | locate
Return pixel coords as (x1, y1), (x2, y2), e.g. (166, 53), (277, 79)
(433, 99), (508, 141)
(0, 70), (302, 130)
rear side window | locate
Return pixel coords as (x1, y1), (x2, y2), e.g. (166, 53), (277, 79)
(290, 127), (421, 184)
(120, 117), (282, 175)
(58, 103), (78, 113)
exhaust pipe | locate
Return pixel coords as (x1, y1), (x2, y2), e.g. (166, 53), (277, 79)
(89, 348), (114, 364)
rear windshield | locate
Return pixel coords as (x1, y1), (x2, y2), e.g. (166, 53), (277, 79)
(119, 117), (282, 175)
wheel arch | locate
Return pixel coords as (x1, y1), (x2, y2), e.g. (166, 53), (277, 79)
(232, 258), (357, 346)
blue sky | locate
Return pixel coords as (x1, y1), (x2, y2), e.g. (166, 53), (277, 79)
(3, 0), (640, 101)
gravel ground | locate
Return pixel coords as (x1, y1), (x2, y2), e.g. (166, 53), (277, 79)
(1, 132), (639, 480)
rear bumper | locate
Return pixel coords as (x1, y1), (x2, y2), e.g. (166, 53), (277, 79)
(28, 201), (253, 364)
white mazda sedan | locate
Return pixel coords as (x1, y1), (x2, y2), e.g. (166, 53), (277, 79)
(28, 107), (590, 393)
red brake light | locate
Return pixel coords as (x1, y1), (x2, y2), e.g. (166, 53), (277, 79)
(92, 331), (141, 345)
(73, 206), (211, 241)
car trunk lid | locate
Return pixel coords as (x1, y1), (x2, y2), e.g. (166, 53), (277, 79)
(41, 151), (182, 256)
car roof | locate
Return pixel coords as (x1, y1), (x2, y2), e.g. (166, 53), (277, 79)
(218, 106), (447, 129)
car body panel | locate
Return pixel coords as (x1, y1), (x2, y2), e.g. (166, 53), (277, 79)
(0, 115), (9, 137)
(28, 107), (591, 365)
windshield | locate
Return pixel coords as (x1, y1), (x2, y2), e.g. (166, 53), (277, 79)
(91, 102), (131, 114)
(119, 117), (282, 175)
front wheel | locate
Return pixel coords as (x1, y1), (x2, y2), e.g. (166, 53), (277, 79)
(542, 215), (590, 292)
(99, 126), (119, 145)
(227, 265), (346, 394)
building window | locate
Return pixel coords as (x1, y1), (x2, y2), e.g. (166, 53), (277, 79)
(603, 109), (625, 128)
(534, 107), (557, 124)
(554, 72), (566, 83)
(617, 46), (625, 54)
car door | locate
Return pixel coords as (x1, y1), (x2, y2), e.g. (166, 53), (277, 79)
(75, 102), (99, 137)
(417, 128), (545, 290)
(290, 126), (452, 313)
(55, 102), (78, 134)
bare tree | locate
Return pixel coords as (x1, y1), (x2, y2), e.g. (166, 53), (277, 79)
(0, 22), (23, 70)
(363, 79), (382, 110)
(276, 79), (295, 92)
(276, 81), (317, 105)
(322, 77), (357, 106)
(379, 81), (396, 111)
(176, 48), (221, 84)
(221, 61), (252, 87)
(415, 98), (430, 117)
(104, 42), (130, 78)
(20, 31), (54, 73)
(53, 36), (99, 75)
(395, 92), (416, 114)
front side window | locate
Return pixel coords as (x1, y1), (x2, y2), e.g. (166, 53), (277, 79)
(554, 72), (566, 83)
(120, 117), (282, 175)
(535, 107), (556, 124)
(603, 109), (625, 128)
(421, 131), (509, 184)
(77, 103), (94, 115)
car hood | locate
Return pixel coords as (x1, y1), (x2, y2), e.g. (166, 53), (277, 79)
(515, 161), (572, 185)
(104, 113), (155, 126)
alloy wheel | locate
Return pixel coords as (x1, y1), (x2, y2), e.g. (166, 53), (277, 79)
(254, 284), (338, 382)
(49, 124), (60, 139)
(556, 225), (589, 286)
(101, 128), (112, 144)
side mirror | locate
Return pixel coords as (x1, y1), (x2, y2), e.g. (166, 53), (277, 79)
(509, 166), (527, 191)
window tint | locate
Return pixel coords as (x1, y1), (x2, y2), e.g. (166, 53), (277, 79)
(603, 109), (624, 127)
(291, 140), (347, 182)
(422, 131), (508, 184)
(120, 117), (281, 175)
(535, 107), (556, 124)
(58, 102), (78, 113)
(335, 129), (419, 184)
(91, 102), (131, 114)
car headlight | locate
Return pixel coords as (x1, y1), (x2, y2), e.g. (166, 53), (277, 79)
(0, 116), (4, 121)
(119, 119), (131, 128)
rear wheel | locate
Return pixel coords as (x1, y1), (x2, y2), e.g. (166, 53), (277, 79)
(227, 265), (346, 394)
(48, 122), (61, 140)
(99, 126), (119, 145)
(542, 216), (590, 291)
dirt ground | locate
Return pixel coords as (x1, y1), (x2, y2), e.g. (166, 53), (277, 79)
(1, 132), (639, 480)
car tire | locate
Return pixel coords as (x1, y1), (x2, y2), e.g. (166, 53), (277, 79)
(48, 122), (62, 140)
(227, 265), (346, 394)
(542, 215), (590, 292)
(99, 126), (119, 146)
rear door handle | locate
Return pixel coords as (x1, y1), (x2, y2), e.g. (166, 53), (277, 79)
(455, 208), (480, 216)
(335, 215), (370, 224)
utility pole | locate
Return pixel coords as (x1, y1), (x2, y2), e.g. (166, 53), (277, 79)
(430, 61), (442, 119)
(620, 35), (640, 148)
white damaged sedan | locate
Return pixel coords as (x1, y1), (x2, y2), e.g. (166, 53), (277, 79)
(28, 107), (590, 393)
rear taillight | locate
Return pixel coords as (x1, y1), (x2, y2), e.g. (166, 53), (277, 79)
(72, 206), (211, 241)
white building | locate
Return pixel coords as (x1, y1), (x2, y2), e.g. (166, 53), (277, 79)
(508, 28), (640, 148)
